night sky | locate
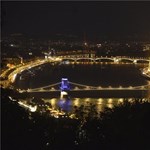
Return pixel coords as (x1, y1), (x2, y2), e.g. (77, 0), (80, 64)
(2, 2), (150, 39)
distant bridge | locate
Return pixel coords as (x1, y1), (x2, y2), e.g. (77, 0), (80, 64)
(59, 56), (150, 64)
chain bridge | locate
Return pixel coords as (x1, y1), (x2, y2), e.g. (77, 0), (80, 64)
(19, 79), (150, 94)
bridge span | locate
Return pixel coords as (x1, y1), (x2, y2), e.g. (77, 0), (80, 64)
(19, 81), (150, 93)
(58, 56), (150, 63)
(17, 80), (150, 99)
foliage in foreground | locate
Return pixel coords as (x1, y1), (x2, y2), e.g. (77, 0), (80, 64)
(2, 88), (150, 150)
(78, 99), (150, 150)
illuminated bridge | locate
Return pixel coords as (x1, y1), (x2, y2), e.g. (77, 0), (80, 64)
(58, 56), (150, 63)
(19, 81), (150, 93)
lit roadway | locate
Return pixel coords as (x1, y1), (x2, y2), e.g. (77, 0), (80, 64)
(0, 57), (62, 88)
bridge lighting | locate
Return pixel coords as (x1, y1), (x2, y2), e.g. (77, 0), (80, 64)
(60, 91), (68, 99)
(85, 86), (90, 89)
(51, 87), (55, 91)
(114, 58), (119, 62)
(27, 89), (31, 92)
(74, 86), (79, 90)
(98, 86), (102, 89)
(141, 86), (145, 89)
(61, 91), (68, 95)
(39, 88), (44, 91)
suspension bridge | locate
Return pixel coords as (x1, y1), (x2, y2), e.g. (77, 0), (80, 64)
(19, 79), (150, 94)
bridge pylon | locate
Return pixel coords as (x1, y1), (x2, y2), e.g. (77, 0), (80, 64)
(60, 78), (70, 99)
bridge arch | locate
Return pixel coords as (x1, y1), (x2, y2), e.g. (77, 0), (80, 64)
(119, 58), (134, 63)
(136, 59), (150, 63)
(61, 58), (76, 62)
(95, 58), (114, 62)
(76, 58), (95, 62)
(60, 57), (150, 64)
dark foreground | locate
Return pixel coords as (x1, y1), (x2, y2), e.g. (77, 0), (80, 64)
(2, 88), (150, 150)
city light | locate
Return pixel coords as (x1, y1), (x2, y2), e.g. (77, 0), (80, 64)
(11, 73), (17, 83)
(30, 105), (37, 112)
(18, 101), (37, 112)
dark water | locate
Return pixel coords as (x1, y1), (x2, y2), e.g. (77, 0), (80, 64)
(15, 63), (150, 112)
(15, 63), (149, 89)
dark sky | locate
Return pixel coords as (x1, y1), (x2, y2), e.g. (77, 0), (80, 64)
(2, 1), (150, 39)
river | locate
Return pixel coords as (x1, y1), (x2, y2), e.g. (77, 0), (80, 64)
(13, 62), (150, 112)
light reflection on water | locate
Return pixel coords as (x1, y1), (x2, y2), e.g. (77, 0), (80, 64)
(19, 97), (150, 119)
(44, 98), (130, 113)
(57, 99), (72, 112)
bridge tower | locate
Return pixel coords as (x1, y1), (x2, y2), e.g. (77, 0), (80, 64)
(60, 78), (70, 99)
